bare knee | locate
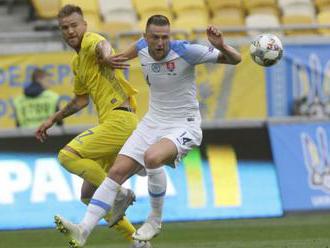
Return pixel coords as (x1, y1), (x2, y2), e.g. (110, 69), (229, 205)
(108, 155), (140, 184)
(108, 166), (128, 184)
(144, 150), (162, 169)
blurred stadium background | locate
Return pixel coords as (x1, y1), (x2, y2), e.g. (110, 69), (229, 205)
(1, 0), (330, 247)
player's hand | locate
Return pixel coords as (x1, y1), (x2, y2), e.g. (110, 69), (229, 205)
(102, 54), (130, 69)
(206, 25), (225, 50)
(35, 118), (54, 143)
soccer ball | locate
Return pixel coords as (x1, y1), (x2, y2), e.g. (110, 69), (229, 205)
(250, 33), (283, 67)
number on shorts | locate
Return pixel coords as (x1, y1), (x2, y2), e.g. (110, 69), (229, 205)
(75, 129), (94, 144)
(179, 131), (192, 146)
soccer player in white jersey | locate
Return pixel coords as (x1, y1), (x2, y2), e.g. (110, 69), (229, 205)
(55, 15), (241, 247)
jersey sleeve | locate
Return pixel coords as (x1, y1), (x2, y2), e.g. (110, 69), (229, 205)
(181, 43), (220, 65)
(136, 38), (147, 53)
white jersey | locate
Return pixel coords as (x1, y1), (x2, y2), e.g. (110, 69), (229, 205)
(136, 39), (220, 122)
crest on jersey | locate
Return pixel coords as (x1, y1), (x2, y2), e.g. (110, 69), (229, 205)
(151, 63), (161, 73)
(166, 61), (176, 72)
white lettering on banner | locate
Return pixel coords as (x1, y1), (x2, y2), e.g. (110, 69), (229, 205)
(31, 158), (73, 202)
(311, 195), (330, 206)
(0, 158), (177, 205)
(71, 174), (83, 200)
(0, 160), (32, 204)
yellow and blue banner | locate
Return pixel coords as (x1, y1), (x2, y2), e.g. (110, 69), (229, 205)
(0, 47), (269, 129)
(269, 121), (330, 211)
(0, 51), (100, 128)
(266, 44), (330, 116)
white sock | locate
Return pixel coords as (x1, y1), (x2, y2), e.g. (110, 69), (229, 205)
(80, 177), (120, 235)
(146, 167), (167, 224)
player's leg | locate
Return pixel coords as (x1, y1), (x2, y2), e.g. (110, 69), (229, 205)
(80, 180), (137, 244)
(58, 145), (106, 187)
(133, 139), (176, 241)
(135, 125), (202, 241)
(57, 109), (137, 186)
(61, 155), (141, 245)
(55, 117), (152, 246)
(56, 111), (140, 246)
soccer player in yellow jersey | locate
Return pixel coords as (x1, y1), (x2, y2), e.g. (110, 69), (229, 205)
(35, 5), (150, 248)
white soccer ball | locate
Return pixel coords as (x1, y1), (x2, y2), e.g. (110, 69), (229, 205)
(250, 33), (283, 67)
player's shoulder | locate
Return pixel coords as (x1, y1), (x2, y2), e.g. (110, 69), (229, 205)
(81, 32), (105, 50)
(170, 40), (190, 56)
(171, 40), (212, 64)
(83, 32), (105, 42)
(171, 40), (210, 56)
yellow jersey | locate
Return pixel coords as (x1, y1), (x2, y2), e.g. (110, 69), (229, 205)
(72, 32), (138, 124)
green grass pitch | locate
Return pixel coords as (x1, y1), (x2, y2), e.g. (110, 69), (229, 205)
(1, 212), (330, 248)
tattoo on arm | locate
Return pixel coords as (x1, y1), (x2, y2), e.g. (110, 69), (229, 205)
(61, 101), (81, 118)
(96, 40), (112, 62)
(54, 99), (85, 122)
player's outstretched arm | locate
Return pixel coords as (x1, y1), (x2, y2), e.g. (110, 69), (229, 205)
(118, 41), (138, 60)
(95, 39), (134, 69)
(35, 94), (89, 142)
(206, 25), (241, 65)
(98, 41), (139, 69)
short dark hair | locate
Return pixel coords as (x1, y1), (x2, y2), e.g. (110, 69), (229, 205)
(146, 15), (170, 30)
(32, 68), (48, 83)
(57, 4), (83, 19)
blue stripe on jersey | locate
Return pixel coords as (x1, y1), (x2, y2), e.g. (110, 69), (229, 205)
(170, 40), (189, 57)
(170, 40), (201, 65)
(90, 198), (111, 211)
(136, 38), (147, 52)
(148, 189), (166, 198)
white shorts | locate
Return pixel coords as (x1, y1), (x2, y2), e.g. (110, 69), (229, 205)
(119, 115), (202, 168)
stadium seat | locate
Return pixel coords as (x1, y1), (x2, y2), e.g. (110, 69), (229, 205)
(171, 0), (206, 14)
(248, 6), (279, 16)
(243, 0), (277, 10)
(115, 32), (142, 51)
(98, 0), (136, 22)
(31, 0), (61, 19)
(173, 9), (209, 33)
(281, 2), (316, 17)
(205, 0), (242, 10)
(133, 0), (169, 16)
(244, 0), (279, 17)
(98, 0), (138, 35)
(278, 0), (312, 5)
(317, 10), (330, 35)
(138, 9), (173, 30)
(279, 0), (317, 35)
(315, 0), (330, 11)
(171, 0), (209, 33)
(211, 8), (245, 36)
(102, 21), (137, 37)
(132, 0), (173, 30)
(282, 15), (318, 35)
(246, 13), (281, 37)
(61, 0), (101, 32)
